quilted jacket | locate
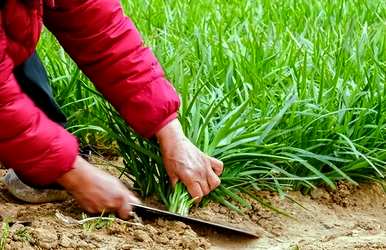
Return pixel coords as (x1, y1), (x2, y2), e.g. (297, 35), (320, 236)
(0, 0), (180, 186)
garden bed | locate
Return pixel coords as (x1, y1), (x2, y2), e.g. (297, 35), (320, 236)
(0, 163), (384, 250)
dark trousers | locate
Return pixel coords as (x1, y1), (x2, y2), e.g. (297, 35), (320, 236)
(13, 52), (67, 126)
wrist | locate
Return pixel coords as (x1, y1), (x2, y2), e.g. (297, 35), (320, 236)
(155, 119), (186, 145)
(57, 156), (89, 191)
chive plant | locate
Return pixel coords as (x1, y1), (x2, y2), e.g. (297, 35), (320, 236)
(38, 0), (386, 214)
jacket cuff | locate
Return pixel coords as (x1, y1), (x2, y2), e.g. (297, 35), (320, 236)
(15, 130), (79, 187)
(143, 112), (178, 139)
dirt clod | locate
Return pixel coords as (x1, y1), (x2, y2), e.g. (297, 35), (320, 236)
(310, 188), (331, 200)
(134, 230), (152, 242)
(31, 227), (58, 249)
(58, 233), (72, 248)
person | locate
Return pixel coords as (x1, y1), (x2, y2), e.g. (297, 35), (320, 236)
(0, 0), (223, 219)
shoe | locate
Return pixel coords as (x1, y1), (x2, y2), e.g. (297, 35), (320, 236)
(1, 169), (69, 203)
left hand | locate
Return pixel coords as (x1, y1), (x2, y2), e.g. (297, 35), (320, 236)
(156, 119), (223, 202)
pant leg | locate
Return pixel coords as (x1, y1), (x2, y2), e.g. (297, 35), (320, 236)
(13, 52), (67, 126)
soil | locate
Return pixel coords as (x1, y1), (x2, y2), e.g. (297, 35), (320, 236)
(194, 182), (386, 250)
(0, 158), (385, 250)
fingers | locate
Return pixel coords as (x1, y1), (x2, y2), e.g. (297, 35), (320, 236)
(164, 164), (179, 188)
(75, 188), (141, 220)
(184, 172), (216, 203)
(83, 205), (98, 215)
(199, 179), (211, 196)
(185, 181), (203, 204)
(179, 156), (222, 202)
(117, 198), (132, 220)
(127, 192), (141, 205)
(64, 160), (143, 221)
(84, 195), (138, 220)
(185, 176), (218, 203)
(117, 189), (142, 219)
(207, 169), (221, 190)
(169, 173), (179, 188)
(209, 157), (224, 176)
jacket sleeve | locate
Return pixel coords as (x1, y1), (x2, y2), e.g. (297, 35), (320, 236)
(0, 26), (78, 186)
(43, 0), (180, 138)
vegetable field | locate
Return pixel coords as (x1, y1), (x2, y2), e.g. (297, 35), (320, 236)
(38, 0), (385, 215)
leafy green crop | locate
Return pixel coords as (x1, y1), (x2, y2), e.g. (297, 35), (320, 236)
(38, 0), (386, 214)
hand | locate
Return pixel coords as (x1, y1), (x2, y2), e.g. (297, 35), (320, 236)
(57, 156), (140, 219)
(156, 119), (223, 202)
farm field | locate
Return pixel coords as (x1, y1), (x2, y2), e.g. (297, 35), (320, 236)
(1, 0), (386, 249)
(0, 160), (385, 249)
(38, 0), (386, 214)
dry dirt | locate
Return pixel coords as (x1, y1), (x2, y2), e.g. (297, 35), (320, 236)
(0, 158), (385, 250)
(193, 182), (386, 250)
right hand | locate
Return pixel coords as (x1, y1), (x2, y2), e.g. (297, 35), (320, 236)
(156, 119), (223, 203)
(57, 156), (140, 219)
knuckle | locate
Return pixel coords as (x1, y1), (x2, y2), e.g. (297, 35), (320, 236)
(214, 178), (221, 188)
(215, 175), (221, 185)
(210, 177), (221, 189)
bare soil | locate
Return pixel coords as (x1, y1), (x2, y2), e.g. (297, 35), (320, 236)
(0, 158), (385, 250)
(194, 182), (386, 250)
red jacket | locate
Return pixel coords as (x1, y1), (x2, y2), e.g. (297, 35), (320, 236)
(0, 0), (180, 186)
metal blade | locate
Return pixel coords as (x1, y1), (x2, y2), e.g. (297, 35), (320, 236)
(129, 203), (259, 238)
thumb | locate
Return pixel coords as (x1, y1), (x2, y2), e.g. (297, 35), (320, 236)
(209, 157), (224, 176)
(118, 199), (131, 220)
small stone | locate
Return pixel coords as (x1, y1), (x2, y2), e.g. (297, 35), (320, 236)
(32, 227), (58, 249)
(156, 218), (166, 227)
(351, 229), (360, 237)
(144, 224), (157, 236)
(173, 221), (188, 234)
(157, 235), (169, 244)
(59, 234), (72, 248)
(310, 188), (330, 200)
(77, 239), (92, 248)
(322, 222), (334, 229)
(85, 233), (104, 243)
(212, 206), (220, 213)
(119, 243), (134, 250)
(7, 241), (34, 250)
(219, 207), (227, 214)
(0, 205), (19, 220)
(134, 230), (152, 242)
